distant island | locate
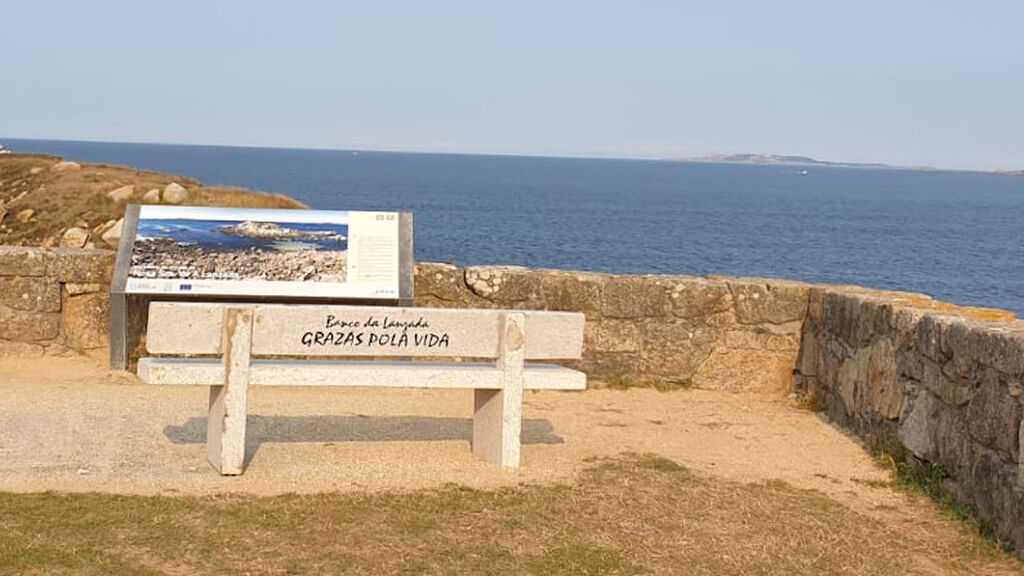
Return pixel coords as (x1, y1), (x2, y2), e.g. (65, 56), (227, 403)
(683, 153), (1022, 176)
(218, 221), (346, 242)
(685, 154), (894, 169)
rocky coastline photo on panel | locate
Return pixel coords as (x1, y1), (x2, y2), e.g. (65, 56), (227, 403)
(128, 218), (349, 282)
(217, 221), (347, 242)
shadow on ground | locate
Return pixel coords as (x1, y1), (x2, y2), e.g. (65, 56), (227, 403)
(164, 415), (564, 464)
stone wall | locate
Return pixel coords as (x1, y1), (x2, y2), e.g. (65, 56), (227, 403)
(794, 287), (1024, 553)
(415, 264), (809, 389)
(0, 246), (113, 358)
(0, 246), (812, 390)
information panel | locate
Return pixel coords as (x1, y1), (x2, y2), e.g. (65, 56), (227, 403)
(120, 206), (408, 299)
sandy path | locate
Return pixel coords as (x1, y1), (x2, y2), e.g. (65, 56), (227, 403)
(0, 356), (939, 524)
(9, 354), (1014, 571)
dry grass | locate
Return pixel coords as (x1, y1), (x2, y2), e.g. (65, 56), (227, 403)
(0, 454), (1016, 575)
(603, 375), (695, 392)
(0, 154), (306, 247)
(870, 444), (1011, 552)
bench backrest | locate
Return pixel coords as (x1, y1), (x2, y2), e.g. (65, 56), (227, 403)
(146, 302), (584, 360)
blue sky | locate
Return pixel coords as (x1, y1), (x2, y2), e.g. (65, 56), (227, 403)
(1, 1), (1021, 170)
(138, 206), (350, 224)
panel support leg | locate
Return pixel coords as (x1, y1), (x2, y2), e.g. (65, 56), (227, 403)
(473, 313), (525, 468)
(207, 307), (253, 475)
(109, 292), (127, 370)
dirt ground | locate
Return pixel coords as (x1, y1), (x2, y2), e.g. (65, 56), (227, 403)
(0, 355), (880, 494)
(0, 354), (1007, 563)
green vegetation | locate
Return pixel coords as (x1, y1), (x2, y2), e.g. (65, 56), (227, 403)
(0, 454), (1014, 575)
(604, 375), (694, 392)
(874, 445), (1011, 552)
(792, 389), (829, 412)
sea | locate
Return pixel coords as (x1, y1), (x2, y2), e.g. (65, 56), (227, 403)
(7, 138), (1024, 315)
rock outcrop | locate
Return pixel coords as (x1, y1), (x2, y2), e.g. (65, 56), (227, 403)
(51, 161), (81, 172)
(129, 238), (346, 282)
(162, 182), (189, 204)
(217, 221), (346, 241)
(60, 227), (89, 248)
(106, 185), (134, 203)
(100, 218), (123, 248)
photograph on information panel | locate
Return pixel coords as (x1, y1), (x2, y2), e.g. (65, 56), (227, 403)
(125, 206), (400, 298)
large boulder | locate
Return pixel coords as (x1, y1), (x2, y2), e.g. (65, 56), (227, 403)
(51, 161), (81, 172)
(94, 219), (117, 236)
(142, 188), (161, 203)
(101, 218), (124, 248)
(162, 182), (189, 204)
(106, 184), (134, 203)
(60, 227), (90, 248)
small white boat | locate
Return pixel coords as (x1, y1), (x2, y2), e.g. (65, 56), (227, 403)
(0, 143), (11, 155)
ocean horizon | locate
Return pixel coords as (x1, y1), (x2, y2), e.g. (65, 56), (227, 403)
(7, 137), (1023, 315)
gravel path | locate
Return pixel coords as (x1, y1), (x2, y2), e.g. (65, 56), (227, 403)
(0, 356), (908, 507)
(2, 356), (1014, 572)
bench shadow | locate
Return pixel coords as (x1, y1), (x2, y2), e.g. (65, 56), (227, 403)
(164, 415), (564, 466)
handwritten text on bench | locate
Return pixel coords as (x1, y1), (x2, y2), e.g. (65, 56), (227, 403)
(300, 315), (451, 349)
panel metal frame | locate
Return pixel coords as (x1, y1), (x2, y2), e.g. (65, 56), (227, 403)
(109, 206), (415, 369)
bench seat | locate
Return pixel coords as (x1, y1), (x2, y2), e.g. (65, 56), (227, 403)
(139, 358), (585, 390)
(139, 302), (586, 475)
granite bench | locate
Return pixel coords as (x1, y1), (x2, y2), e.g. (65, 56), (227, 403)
(137, 302), (586, 475)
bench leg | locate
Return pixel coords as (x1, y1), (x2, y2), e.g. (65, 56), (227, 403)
(473, 388), (522, 467)
(472, 313), (525, 468)
(207, 307), (254, 475)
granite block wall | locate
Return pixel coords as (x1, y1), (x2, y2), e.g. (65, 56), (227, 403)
(794, 287), (1024, 552)
(0, 246), (113, 358)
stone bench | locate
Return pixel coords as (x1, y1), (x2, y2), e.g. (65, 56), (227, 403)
(137, 302), (586, 475)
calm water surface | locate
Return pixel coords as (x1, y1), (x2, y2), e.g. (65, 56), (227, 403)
(8, 139), (1023, 314)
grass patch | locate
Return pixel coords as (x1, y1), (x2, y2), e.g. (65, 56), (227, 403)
(528, 544), (630, 575)
(874, 446), (1013, 553)
(604, 375), (694, 392)
(0, 454), (1015, 575)
(793, 390), (828, 412)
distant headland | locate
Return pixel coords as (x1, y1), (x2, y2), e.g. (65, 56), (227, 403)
(682, 153), (1023, 176)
